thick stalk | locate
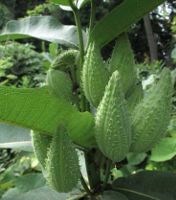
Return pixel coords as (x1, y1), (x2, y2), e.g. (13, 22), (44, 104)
(69, 1), (101, 195)
(80, 172), (92, 196)
(89, 0), (95, 31)
(84, 150), (101, 193)
(102, 160), (112, 189)
(69, 0), (88, 112)
(69, 0), (84, 66)
(143, 14), (158, 62)
(87, 0), (96, 47)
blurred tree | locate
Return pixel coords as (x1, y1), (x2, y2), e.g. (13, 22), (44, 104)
(0, 2), (13, 29)
(130, 1), (175, 65)
(1, 0), (45, 18)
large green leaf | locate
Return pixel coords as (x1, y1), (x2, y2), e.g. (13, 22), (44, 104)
(0, 123), (32, 151)
(100, 191), (128, 200)
(150, 137), (176, 162)
(0, 86), (94, 147)
(14, 174), (46, 193)
(90, 0), (165, 47)
(0, 16), (81, 47)
(1, 186), (68, 200)
(1, 173), (46, 200)
(113, 171), (176, 200)
(127, 152), (147, 166)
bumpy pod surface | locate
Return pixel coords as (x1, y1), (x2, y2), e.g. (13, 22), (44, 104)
(46, 126), (80, 193)
(82, 42), (109, 107)
(110, 33), (137, 95)
(52, 49), (79, 71)
(95, 70), (131, 162)
(131, 68), (172, 153)
(127, 82), (144, 113)
(46, 69), (72, 101)
(32, 131), (52, 169)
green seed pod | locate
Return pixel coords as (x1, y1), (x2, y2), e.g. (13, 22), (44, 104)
(131, 68), (172, 153)
(110, 33), (137, 94)
(127, 82), (144, 113)
(95, 70), (131, 162)
(82, 42), (109, 107)
(32, 131), (52, 169)
(52, 49), (79, 71)
(46, 69), (73, 101)
(46, 125), (80, 193)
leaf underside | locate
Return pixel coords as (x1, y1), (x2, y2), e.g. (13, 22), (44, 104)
(0, 16), (81, 47)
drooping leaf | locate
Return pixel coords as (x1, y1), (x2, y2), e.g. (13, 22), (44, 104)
(0, 86), (74, 134)
(0, 123), (32, 151)
(150, 137), (176, 162)
(113, 171), (176, 200)
(0, 86), (94, 147)
(0, 16), (82, 47)
(90, 0), (165, 47)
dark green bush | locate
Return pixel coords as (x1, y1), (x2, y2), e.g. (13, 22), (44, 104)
(0, 42), (46, 87)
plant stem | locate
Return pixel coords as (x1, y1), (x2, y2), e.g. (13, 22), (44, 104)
(143, 14), (158, 62)
(102, 160), (112, 189)
(69, 0), (84, 66)
(87, 0), (96, 46)
(89, 0), (95, 30)
(69, 1), (100, 195)
(84, 150), (101, 193)
(80, 171), (97, 200)
(80, 172), (92, 196)
(69, 0), (88, 112)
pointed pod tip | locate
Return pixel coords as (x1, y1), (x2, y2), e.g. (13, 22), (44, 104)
(110, 70), (121, 82)
(161, 67), (171, 77)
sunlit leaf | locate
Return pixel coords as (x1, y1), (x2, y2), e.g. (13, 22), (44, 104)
(127, 152), (147, 165)
(0, 86), (94, 147)
(90, 0), (165, 47)
(150, 137), (176, 162)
